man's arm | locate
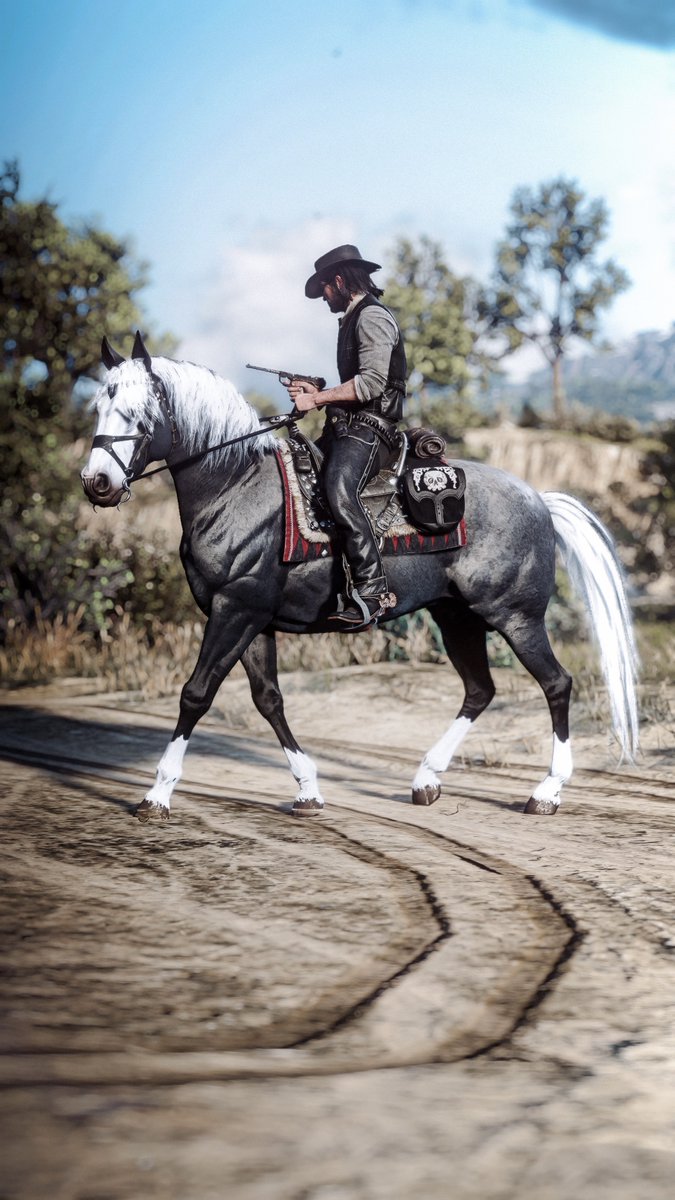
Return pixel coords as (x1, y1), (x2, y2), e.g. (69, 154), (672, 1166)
(287, 378), (357, 412)
(351, 305), (399, 402)
(287, 305), (398, 412)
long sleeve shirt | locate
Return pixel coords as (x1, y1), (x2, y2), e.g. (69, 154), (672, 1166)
(339, 294), (400, 404)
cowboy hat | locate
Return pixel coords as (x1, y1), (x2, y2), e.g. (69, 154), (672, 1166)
(305, 244), (382, 299)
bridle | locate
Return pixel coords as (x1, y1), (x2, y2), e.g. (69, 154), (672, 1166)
(91, 371), (301, 499)
(91, 373), (178, 501)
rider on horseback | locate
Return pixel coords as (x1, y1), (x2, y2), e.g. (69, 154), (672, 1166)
(286, 244), (407, 630)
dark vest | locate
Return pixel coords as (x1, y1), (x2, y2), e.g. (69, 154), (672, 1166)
(336, 295), (406, 422)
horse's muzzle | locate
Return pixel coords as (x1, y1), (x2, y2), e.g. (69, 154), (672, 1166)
(81, 470), (125, 507)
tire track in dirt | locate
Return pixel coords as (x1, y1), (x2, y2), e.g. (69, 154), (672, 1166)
(3, 682), (675, 1200)
(0, 703), (573, 1087)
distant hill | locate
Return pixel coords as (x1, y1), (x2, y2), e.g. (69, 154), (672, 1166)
(486, 326), (675, 425)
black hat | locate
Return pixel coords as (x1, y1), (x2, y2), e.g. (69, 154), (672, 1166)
(305, 244), (382, 299)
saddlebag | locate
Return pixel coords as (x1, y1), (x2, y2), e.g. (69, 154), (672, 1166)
(401, 460), (466, 534)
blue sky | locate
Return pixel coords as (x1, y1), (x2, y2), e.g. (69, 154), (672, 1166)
(2, 0), (674, 391)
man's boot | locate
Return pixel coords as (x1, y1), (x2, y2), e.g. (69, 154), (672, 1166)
(328, 580), (397, 631)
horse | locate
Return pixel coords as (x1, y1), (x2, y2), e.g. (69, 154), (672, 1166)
(81, 332), (639, 821)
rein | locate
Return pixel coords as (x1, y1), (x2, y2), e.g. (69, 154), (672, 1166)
(94, 369), (302, 490)
(134, 408), (301, 483)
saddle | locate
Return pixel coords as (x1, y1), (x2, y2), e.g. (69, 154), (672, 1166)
(275, 419), (467, 564)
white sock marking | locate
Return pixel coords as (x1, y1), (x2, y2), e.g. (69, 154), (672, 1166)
(284, 748), (324, 805)
(413, 716), (474, 790)
(531, 734), (573, 806)
(144, 736), (189, 811)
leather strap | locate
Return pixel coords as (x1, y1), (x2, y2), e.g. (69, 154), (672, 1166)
(350, 411), (401, 452)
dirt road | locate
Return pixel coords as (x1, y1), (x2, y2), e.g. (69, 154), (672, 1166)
(1, 664), (674, 1199)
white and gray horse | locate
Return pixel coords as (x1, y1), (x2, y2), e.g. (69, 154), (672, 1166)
(82, 333), (638, 820)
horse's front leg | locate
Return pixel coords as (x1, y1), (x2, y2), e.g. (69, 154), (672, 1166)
(136, 598), (263, 822)
(241, 630), (324, 817)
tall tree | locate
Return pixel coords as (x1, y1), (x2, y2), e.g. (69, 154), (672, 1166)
(383, 235), (490, 436)
(0, 160), (176, 633)
(0, 158), (175, 437)
(480, 178), (630, 421)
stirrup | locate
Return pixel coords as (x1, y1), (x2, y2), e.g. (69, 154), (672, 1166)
(328, 587), (397, 631)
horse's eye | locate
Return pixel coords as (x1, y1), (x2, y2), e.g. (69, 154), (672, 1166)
(137, 421), (147, 434)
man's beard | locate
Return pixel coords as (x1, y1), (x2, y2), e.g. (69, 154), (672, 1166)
(325, 287), (350, 314)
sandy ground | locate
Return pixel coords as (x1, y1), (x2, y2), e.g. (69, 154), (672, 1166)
(1, 661), (675, 1200)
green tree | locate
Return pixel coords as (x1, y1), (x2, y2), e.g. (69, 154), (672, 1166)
(383, 235), (491, 439)
(0, 160), (178, 636)
(480, 178), (630, 422)
(0, 158), (175, 438)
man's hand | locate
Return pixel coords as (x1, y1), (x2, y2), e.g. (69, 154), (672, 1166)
(286, 378), (358, 411)
(286, 380), (320, 412)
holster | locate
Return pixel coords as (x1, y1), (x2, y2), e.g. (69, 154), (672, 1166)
(351, 410), (401, 453)
(328, 408), (400, 453)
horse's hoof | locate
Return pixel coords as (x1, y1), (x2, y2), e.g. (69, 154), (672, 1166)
(412, 784), (441, 806)
(135, 799), (170, 823)
(292, 798), (325, 818)
(523, 797), (559, 816)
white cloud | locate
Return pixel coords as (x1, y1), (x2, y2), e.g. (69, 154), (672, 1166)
(172, 182), (675, 399)
(603, 165), (675, 342)
(178, 218), (357, 397)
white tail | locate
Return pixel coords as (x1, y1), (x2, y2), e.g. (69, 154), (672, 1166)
(542, 492), (639, 761)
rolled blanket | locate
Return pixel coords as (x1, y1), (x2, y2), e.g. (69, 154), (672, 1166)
(405, 427), (447, 459)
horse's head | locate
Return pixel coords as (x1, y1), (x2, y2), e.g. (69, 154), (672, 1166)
(81, 332), (176, 506)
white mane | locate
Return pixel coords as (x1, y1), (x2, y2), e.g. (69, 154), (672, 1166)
(97, 356), (277, 475)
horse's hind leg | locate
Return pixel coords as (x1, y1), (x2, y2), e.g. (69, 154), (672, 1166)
(500, 615), (573, 816)
(412, 604), (496, 806)
(241, 630), (324, 817)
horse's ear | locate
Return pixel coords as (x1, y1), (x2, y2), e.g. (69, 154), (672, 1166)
(132, 330), (153, 373)
(101, 336), (125, 369)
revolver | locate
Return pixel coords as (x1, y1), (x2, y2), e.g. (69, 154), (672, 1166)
(246, 364), (326, 391)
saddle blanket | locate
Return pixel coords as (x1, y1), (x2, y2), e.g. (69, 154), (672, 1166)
(275, 443), (467, 565)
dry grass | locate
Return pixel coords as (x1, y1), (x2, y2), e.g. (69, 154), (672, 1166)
(3, 613), (673, 736)
(94, 617), (207, 697)
(0, 610), (445, 696)
(0, 609), (92, 683)
(0, 612), (205, 698)
(275, 613), (445, 672)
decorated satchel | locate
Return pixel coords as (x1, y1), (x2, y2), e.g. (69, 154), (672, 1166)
(401, 459), (466, 534)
